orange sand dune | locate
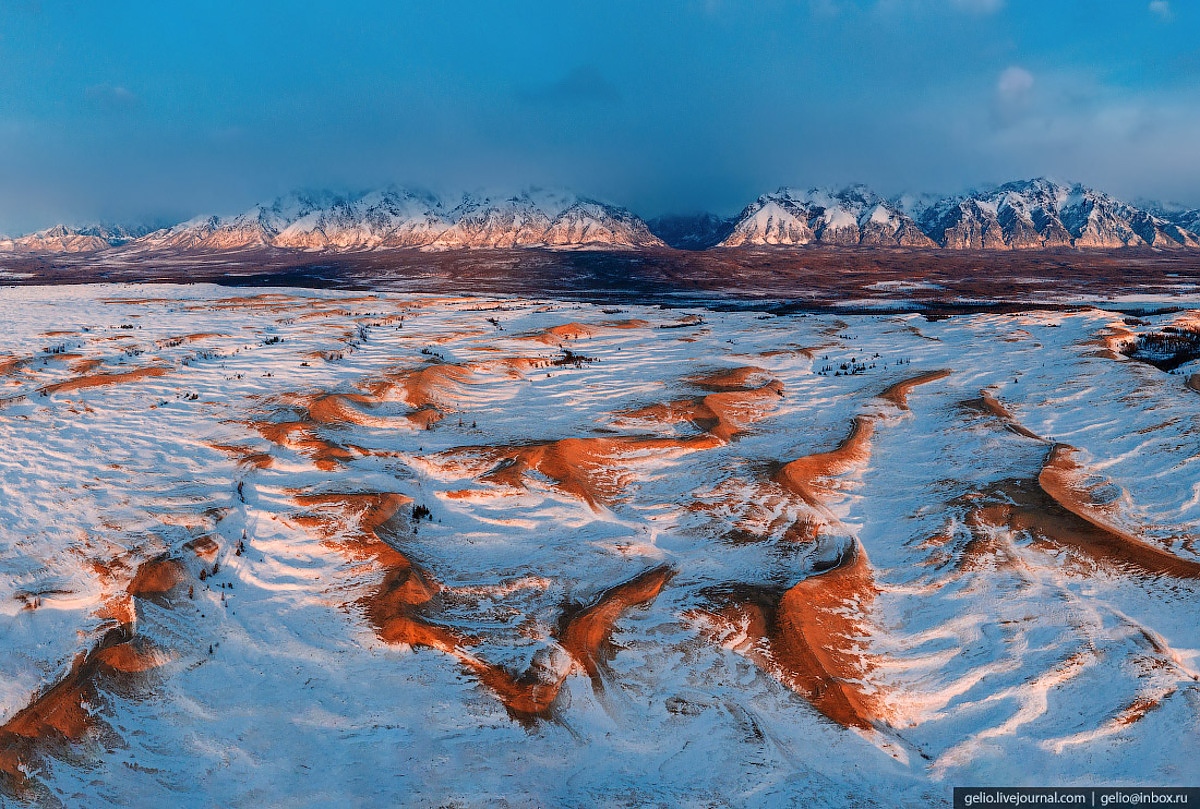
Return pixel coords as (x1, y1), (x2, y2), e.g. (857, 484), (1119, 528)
(1090, 322), (1138, 357)
(288, 492), (463, 651)
(0, 625), (136, 793)
(707, 542), (879, 730)
(966, 389), (1046, 441)
(67, 357), (104, 375)
(291, 492), (672, 719)
(1035, 445), (1200, 578)
(40, 365), (170, 395)
(557, 564), (674, 681)
(0, 551), (186, 796)
(210, 442), (274, 469)
(387, 363), (471, 410)
(156, 332), (225, 347)
(248, 418), (358, 470)
(467, 564), (674, 719)
(618, 369), (784, 442)
(441, 434), (719, 509)
(304, 392), (386, 427)
(879, 369), (951, 410)
(0, 356), (22, 377)
(127, 555), (188, 599)
(182, 536), (220, 562)
(600, 318), (650, 330)
(775, 416), (875, 507)
(959, 505), (1030, 572)
(521, 322), (601, 344)
(687, 365), (776, 392)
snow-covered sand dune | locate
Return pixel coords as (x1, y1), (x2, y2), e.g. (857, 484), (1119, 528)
(1, 284), (1198, 807)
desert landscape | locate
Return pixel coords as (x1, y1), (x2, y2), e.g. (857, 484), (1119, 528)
(1, 282), (1198, 806)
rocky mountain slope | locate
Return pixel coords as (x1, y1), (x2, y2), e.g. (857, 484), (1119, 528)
(116, 188), (665, 254)
(5, 180), (1199, 255)
(0, 223), (158, 254)
(720, 180), (1200, 248)
(721, 179), (1200, 250)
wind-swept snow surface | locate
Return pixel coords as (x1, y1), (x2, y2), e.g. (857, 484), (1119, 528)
(1, 285), (1198, 807)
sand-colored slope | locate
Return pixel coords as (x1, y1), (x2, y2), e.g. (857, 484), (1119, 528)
(439, 434), (719, 509)
(879, 369), (952, 410)
(249, 418), (358, 471)
(291, 492), (672, 719)
(0, 552), (187, 797)
(619, 380), (785, 442)
(1036, 444), (1200, 578)
(701, 401), (885, 730)
(774, 416), (875, 507)
(963, 388), (1046, 441)
(39, 365), (170, 396)
(557, 565), (674, 681)
(957, 447), (1200, 579)
(762, 543), (878, 729)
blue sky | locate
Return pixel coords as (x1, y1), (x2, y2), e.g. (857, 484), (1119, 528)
(1, 0), (1197, 233)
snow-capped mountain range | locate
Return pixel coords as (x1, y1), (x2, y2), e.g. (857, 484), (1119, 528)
(3, 180), (1199, 254)
(719, 179), (1200, 250)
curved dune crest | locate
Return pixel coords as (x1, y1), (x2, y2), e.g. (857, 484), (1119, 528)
(291, 492), (672, 719)
(707, 542), (880, 730)
(620, 383), (785, 442)
(970, 388), (1046, 441)
(127, 556), (188, 598)
(521, 322), (602, 344)
(775, 416), (875, 507)
(617, 367), (784, 442)
(436, 434), (719, 509)
(879, 369), (952, 410)
(687, 365), (776, 392)
(385, 363), (472, 410)
(1036, 445), (1200, 578)
(39, 365), (170, 395)
(557, 564), (674, 681)
(0, 551), (187, 797)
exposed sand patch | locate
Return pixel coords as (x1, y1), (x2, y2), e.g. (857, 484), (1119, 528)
(1089, 321), (1138, 358)
(617, 367), (784, 442)
(963, 389), (1046, 441)
(1036, 445), (1200, 578)
(210, 442), (274, 469)
(704, 542), (879, 730)
(182, 536), (220, 562)
(600, 318), (650, 330)
(304, 392), (387, 427)
(288, 492), (465, 652)
(521, 322), (601, 344)
(40, 365), (170, 395)
(434, 435), (719, 509)
(67, 357), (104, 375)
(0, 550), (187, 797)
(1187, 373), (1200, 393)
(467, 565), (674, 719)
(249, 418), (358, 471)
(127, 556), (188, 599)
(290, 491), (671, 719)
(775, 416), (875, 507)
(557, 565), (674, 681)
(377, 363), (473, 410)
(878, 369), (952, 410)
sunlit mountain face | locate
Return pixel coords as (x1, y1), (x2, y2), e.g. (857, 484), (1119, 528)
(6, 180), (1200, 257)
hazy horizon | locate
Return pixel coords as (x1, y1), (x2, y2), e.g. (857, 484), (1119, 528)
(2, 0), (1198, 234)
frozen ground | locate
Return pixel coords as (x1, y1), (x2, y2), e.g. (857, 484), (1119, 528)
(0, 284), (1198, 807)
